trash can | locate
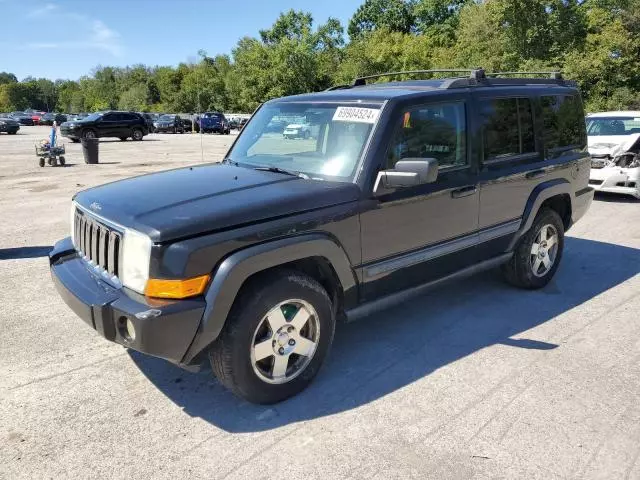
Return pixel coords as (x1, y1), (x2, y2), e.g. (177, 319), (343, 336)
(81, 138), (99, 164)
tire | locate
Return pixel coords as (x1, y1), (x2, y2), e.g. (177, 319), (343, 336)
(132, 128), (143, 141)
(209, 270), (335, 404)
(501, 208), (565, 289)
(71, 138), (80, 143)
(82, 129), (96, 140)
(58, 156), (65, 166)
(39, 158), (45, 167)
(119, 137), (127, 141)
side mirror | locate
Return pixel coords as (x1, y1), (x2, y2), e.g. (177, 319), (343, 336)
(375, 158), (439, 191)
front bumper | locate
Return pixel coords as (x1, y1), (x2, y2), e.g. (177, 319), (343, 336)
(60, 128), (80, 138)
(0, 125), (19, 133)
(589, 168), (640, 199)
(49, 238), (206, 366)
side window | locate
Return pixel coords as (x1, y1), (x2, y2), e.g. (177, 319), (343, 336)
(386, 102), (466, 170)
(480, 97), (535, 161)
(541, 95), (586, 150)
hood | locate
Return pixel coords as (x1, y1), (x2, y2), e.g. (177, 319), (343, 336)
(74, 164), (360, 243)
(588, 134), (640, 157)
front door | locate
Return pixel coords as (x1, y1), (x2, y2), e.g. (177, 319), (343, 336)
(359, 100), (480, 300)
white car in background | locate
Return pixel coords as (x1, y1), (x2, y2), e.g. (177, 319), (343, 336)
(283, 123), (311, 139)
(586, 111), (640, 199)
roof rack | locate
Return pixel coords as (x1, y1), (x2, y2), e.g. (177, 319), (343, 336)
(352, 69), (486, 86)
(322, 68), (571, 92)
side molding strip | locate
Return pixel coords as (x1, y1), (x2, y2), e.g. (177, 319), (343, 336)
(347, 253), (512, 323)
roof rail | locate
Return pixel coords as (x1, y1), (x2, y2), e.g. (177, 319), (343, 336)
(487, 71), (563, 79)
(352, 69), (486, 86)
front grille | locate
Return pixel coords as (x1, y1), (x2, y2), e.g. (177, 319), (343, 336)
(73, 208), (122, 277)
(589, 179), (603, 185)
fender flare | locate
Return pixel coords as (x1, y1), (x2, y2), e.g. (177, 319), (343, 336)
(181, 234), (357, 364)
(509, 179), (573, 250)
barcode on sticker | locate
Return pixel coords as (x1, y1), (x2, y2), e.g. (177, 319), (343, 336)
(333, 107), (380, 124)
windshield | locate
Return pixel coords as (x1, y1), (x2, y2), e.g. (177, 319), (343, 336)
(586, 117), (640, 136)
(82, 112), (103, 122)
(228, 102), (381, 180)
(158, 115), (175, 121)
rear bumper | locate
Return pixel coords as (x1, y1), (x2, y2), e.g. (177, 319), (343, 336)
(49, 238), (206, 366)
(572, 186), (594, 225)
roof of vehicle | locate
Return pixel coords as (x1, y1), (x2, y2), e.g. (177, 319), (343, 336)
(270, 69), (578, 104)
(588, 111), (640, 118)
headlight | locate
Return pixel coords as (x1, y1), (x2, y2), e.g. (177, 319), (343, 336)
(0, 121), (5, 125)
(120, 228), (152, 293)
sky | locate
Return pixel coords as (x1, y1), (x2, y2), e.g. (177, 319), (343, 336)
(0, 0), (362, 81)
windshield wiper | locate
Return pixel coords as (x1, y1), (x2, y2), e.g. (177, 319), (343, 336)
(221, 157), (238, 165)
(253, 166), (309, 179)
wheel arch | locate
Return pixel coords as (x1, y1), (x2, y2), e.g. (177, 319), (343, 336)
(181, 234), (357, 364)
(509, 179), (573, 250)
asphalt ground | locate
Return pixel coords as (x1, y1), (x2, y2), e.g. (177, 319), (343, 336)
(1, 126), (639, 479)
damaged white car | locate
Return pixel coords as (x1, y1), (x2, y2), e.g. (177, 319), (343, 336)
(586, 112), (640, 199)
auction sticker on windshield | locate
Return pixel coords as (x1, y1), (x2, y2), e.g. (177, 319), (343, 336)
(333, 107), (380, 124)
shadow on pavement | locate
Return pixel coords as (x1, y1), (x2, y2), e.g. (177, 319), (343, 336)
(0, 246), (52, 260)
(129, 237), (640, 432)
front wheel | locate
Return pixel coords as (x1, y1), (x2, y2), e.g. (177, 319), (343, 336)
(82, 129), (96, 140)
(502, 208), (565, 289)
(132, 128), (143, 141)
(209, 270), (335, 404)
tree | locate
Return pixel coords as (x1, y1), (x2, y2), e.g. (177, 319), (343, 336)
(413, 0), (468, 44)
(118, 84), (149, 111)
(348, 0), (415, 38)
(0, 72), (18, 85)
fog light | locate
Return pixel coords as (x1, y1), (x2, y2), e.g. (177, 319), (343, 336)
(118, 316), (136, 343)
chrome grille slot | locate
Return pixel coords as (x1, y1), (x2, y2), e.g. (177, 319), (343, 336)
(73, 208), (122, 279)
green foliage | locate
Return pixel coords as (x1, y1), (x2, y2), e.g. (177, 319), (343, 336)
(2, 2), (640, 114)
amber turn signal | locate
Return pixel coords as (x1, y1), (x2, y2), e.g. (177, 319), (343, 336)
(144, 275), (210, 299)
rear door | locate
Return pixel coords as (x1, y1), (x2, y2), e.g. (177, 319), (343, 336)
(475, 95), (544, 257)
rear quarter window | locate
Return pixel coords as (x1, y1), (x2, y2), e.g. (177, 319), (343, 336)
(541, 95), (586, 151)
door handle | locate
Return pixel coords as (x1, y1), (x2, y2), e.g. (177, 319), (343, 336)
(526, 169), (546, 179)
(451, 185), (477, 198)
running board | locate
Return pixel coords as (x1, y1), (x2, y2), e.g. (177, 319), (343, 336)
(345, 253), (513, 323)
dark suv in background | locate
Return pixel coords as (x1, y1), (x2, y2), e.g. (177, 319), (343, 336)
(199, 112), (230, 134)
(60, 111), (148, 142)
(50, 69), (593, 404)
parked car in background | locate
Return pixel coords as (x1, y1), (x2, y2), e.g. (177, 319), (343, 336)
(239, 117), (249, 129)
(10, 112), (34, 126)
(586, 111), (640, 199)
(153, 114), (185, 133)
(181, 117), (194, 132)
(60, 111), (148, 142)
(0, 116), (20, 134)
(138, 112), (156, 133)
(40, 113), (68, 126)
(283, 122), (311, 139)
(199, 112), (230, 134)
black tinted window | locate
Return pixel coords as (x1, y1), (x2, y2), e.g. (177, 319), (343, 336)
(541, 95), (586, 150)
(387, 102), (467, 169)
(480, 98), (535, 160)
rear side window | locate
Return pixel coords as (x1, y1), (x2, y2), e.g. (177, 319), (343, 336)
(541, 95), (586, 150)
(480, 98), (535, 161)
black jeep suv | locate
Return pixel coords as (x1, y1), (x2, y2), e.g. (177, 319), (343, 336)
(60, 111), (148, 142)
(49, 70), (593, 404)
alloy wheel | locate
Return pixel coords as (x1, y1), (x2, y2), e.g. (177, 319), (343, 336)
(530, 224), (559, 277)
(250, 299), (320, 384)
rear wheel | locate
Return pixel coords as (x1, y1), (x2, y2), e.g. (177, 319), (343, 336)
(502, 208), (564, 289)
(39, 158), (45, 167)
(58, 156), (65, 166)
(82, 129), (96, 140)
(210, 270), (335, 404)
